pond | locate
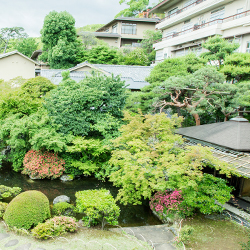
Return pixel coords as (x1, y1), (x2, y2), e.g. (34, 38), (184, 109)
(0, 164), (161, 227)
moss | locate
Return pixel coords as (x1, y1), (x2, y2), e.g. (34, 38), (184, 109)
(3, 190), (51, 230)
(52, 202), (75, 217)
(0, 202), (8, 218)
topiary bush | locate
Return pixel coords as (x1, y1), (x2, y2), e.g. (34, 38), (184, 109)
(3, 190), (51, 229)
(32, 216), (77, 239)
(22, 150), (65, 179)
(52, 202), (75, 217)
(0, 202), (8, 218)
(75, 189), (120, 229)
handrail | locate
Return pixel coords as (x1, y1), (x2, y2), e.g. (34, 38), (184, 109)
(156, 9), (250, 43)
(160, 0), (206, 23)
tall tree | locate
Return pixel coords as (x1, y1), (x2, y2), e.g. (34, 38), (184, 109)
(0, 27), (27, 53)
(153, 67), (232, 125)
(115, 0), (149, 17)
(14, 37), (39, 57)
(40, 11), (83, 69)
(201, 35), (240, 66)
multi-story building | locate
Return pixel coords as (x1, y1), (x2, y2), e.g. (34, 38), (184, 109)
(94, 17), (159, 48)
(149, 0), (250, 62)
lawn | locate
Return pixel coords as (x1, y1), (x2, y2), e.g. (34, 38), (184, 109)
(182, 214), (249, 250)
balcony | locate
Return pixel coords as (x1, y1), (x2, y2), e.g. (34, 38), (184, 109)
(154, 10), (250, 50)
(156, 0), (234, 30)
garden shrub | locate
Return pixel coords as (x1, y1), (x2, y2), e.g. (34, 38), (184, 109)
(0, 185), (21, 199)
(150, 190), (187, 223)
(0, 202), (8, 218)
(22, 150), (65, 179)
(3, 190), (51, 229)
(75, 189), (120, 229)
(52, 202), (75, 217)
(32, 216), (77, 239)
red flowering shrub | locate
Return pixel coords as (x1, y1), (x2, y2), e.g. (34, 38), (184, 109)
(22, 150), (65, 179)
(150, 190), (185, 223)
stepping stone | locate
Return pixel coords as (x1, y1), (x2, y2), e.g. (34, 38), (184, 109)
(34, 248), (46, 250)
(15, 243), (32, 250)
(4, 239), (19, 247)
(0, 233), (10, 240)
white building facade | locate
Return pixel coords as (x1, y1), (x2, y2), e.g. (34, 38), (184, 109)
(150, 0), (250, 62)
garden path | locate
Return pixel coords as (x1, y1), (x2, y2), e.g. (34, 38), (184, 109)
(112, 224), (176, 250)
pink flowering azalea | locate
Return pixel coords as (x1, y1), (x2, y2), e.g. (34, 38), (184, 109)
(22, 150), (65, 179)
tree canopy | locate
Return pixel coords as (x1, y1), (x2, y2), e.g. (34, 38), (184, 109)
(44, 74), (127, 138)
(0, 27), (27, 53)
(109, 111), (235, 212)
(115, 0), (150, 17)
(40, 11), (83, 69)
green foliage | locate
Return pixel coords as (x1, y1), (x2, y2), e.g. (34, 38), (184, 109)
(153, 67), (232, 124)
(109, 112), (235, 213)
(14, 37), (39, 57)
(75, 189), (120, 229)
(0, 27), (27, 53)
(44, 74), (127, 138)
(115, 0), (149, 17)
(146, 53), (206, 84)
(0, 110), (71, 170)
(76, 24), (104, 33)
(32, 216), (77, 239)
(220, 53), (250, 82)
(67, 137), (112, 179)
(0, 202), (8, 218)
(3, 190), (51, 230)
(80, 45), (121, 65)
(0, 185), (21, 199)
(122, 48), (150, 66)
(40, 11), (83, 68)
(52, 202), (75, 217)
(0, 77), (55, 119)
(178, 225), (194, 245)
(201, 35), (240, 66)
(22, 150), (65, 179)
(141, 29), (162, 62)
(241, 232), (250, 250)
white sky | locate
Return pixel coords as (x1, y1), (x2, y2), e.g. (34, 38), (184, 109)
(0, 0), (127, 37)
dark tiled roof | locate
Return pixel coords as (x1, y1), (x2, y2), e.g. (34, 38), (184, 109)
(177, 118), (250, 152)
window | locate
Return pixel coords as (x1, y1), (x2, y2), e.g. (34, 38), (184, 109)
(236, 8), (244, 18)
(184, 0), (196, 9)
(155, 50), (164, 61)
(121, 23), (136, 35)
(181, 22), (193, 33)
(103, 27), (109, 32)
(168, 7), (179, 16)
(247, 42), (250, 53)
(210, 7), (225, 21)
(112, 24), (117, 33)
(164, 29), (177, 39)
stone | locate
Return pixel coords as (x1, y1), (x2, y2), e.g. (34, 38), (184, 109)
(34, 248), (46, 250)
(15, 243), (32, 250)
(4, 239), (19, 247)
(53, 195), (70, 204)
(29, 175), (41, 180)
(0, 233), (10, 240)
(60, 174), (73, 182)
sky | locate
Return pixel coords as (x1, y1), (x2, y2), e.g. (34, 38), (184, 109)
(0, 0), (127, 37)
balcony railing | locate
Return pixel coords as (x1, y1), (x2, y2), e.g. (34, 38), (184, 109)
(157, 10), (250, 43)
(160, 0), (206, 23)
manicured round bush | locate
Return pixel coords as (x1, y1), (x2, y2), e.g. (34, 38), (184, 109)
(0, 202), (8, 218)
(3, 190), (51, 229)
(52, 202), (75, 217)
(22, 150), (65, 179)
(32, 216), (77, 239)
